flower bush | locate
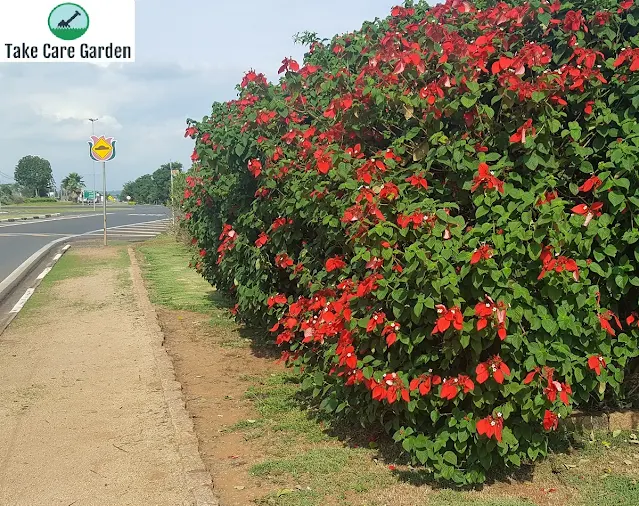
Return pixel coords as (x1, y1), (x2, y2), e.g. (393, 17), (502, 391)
(181, 0), (639, 484)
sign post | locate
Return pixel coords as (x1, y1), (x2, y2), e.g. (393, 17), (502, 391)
(88, 135), (117, 246)
(170, 162), (179, 227)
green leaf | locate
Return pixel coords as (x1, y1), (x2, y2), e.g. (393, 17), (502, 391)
(542, 319), (558, 335)
(532, 91), (545, 103)
(509, 454), (521, 466)
(461, 95), (477, 108)
(569, 122), (582, 141)
(609, 192), (625, 208)
(443, 451), (458, 466)
(466, 81), (480, 93)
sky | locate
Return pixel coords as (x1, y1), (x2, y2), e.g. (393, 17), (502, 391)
(0, 0), (399, 191)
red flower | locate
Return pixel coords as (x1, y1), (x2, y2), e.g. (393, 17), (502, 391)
(382, 322), (400, 347)
(563, 10), (587, 32)
(366, 312), (386, 333)
(471, 244), (493, 265)
(476, 356), (511, 385)
(431, 304), (464, 335)
(199, 249), (206, 257)
(598, 310), (622, 336)
(571, 202), (603, 226)
(538, 245), (580, 282)
(627, 311), (639, 326)
(406, 173), (428, 189)
(474, 297), (509, 340)
(588, 355), (606, 376)
(373, 373), (409, 404)
(440, 375), (475, 400)
(543, 410), (559, 431)
(248, 159), (262, 177)
(409, 371), (442, 396)
(476, 413), (504, 442)
(578, 175), (603, 193)
(510, 119), (536, 144)
(584, 101), (595, 115)
(545, 378), (572, 405)
(593, 11), (612, 26)
(267, 294), (288, 307)
(614, 47), (639, 71)
(255, 232), (269, 248)
(536, 191), (558, 206)
(523, 367), (541, 385)
(326, 256), (346, 272)
(275, 253), (294, 269)
(619, 0), (634, 12)
(471, 163), (504, 194)
(278, 57), (300, 74)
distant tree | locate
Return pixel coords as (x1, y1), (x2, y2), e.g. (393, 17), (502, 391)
(0, 183), (16, 204)
(153, 161), (183, 204)
(14, 155), (55, 197)
(61, 172), (85, 202)
(121, 161), (183, 204)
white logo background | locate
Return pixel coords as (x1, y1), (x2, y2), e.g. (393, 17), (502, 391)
(0, 0), (135, 63)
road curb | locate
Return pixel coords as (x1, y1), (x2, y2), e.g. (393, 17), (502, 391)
(0, 244), (71, 336)
(0, 212), (61, 223)
(128, 247), (219, 506)
(0, 235), (71, 306)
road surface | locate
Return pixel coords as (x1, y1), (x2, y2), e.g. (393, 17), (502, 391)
(0, 205), (170, 285)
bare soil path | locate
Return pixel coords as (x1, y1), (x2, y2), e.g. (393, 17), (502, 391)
(0, 245), (214, 506)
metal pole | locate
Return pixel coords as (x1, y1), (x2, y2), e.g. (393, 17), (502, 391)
(170, 160), (175, 226)
(88, 118), (98, 210)
(102, 161), (107, 246)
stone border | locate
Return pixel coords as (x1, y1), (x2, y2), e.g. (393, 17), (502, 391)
(569, 410), (639, 431)
(0, 212), (61, 223)
(128, 248), (219, 506)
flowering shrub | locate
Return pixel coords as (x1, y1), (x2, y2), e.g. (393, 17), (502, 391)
(181, 0), (639, 484)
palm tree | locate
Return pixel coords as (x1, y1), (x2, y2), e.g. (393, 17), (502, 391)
(61, 172), (85, 202)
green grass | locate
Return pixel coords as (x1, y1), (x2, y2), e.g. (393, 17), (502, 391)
(137, 235), (233, 322)
(428, 493), (535, 506)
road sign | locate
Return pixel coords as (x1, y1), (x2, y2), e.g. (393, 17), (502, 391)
(88, 135), (116, 162)
(83, 190), (96, 200)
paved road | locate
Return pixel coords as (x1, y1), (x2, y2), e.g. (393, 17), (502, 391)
(0, 205), (170, 284)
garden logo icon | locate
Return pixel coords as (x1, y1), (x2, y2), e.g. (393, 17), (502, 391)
(48, 3), (89, 41)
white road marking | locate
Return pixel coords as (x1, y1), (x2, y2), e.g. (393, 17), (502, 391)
(36, 267), (52, 280)
(9, 288), (35, 313)
(0, 213), (117, 228)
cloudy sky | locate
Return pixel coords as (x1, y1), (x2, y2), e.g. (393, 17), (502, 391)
(0, 0), (398, 191)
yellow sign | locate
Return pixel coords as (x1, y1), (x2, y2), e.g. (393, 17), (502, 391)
(88, 135), (116, 162)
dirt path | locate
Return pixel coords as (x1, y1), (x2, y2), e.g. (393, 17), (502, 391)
(0, 246), (215, 506)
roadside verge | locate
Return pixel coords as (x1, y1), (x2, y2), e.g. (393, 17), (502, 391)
(128, 247), (218, 506)
(0, 243), (216, 505)
(0, 212), (61, 223)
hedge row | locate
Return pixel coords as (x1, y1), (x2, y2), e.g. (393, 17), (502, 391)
(181, 0), (639, 484)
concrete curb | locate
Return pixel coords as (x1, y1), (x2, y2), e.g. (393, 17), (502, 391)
(128, 248), (219, 506)
(0, 235), (72, 306)
(0, 212), (61, 223)
(0, 244), (71, 336)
